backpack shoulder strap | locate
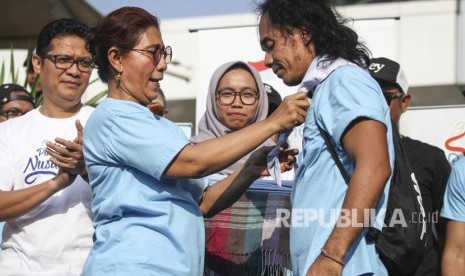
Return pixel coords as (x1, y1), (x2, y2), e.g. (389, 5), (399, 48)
(317, 124), (351, 184)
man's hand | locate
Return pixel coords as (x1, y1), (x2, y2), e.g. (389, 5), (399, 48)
(306, 254), (343, 276)
(442, 220), (465, 275)
(51, 168), (77, 191)
(46, 120), (86, 177)
(73, 119), (83, 145)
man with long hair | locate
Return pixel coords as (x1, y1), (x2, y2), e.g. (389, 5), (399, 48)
(257, 0), (394, 275)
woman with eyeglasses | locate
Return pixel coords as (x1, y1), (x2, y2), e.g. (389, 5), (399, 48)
(82, 6), (309, 275)
(190, 61), (276, 175)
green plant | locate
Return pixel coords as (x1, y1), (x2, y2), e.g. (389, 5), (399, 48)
(0, 59), (4, 84)
(0, 47), (21, 85)
(10, 47), (19, 84)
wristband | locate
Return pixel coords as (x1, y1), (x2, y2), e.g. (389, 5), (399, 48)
(320, 248), (345, 267)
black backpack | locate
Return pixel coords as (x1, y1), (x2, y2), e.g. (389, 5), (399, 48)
(318, 122), (427, 275)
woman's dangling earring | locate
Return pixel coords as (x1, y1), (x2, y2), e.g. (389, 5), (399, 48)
(116, 72), (121, 87)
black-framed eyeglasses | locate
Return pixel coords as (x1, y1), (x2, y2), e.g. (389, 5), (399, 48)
(129, 45), (172, 65)
(0, 108), (28, 119)
(383, 91), (404, 105)
(216, 88), (259, 106)
(42, 55), (96, 73)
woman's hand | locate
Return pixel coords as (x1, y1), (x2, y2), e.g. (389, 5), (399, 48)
(266, 92), (309, 132)
(245, 145), (299, 177)
(46, 120), (87, 177)
(277, 147), (299, 174)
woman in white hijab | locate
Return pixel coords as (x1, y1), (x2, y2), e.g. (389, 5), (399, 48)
(190, 61), (276, 175)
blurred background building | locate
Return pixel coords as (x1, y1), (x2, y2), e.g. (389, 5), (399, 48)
(0, 0), (101, 48)
(1, 0), (464, 134)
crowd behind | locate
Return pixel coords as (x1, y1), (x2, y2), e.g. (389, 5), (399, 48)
(0, 0), (464, 276)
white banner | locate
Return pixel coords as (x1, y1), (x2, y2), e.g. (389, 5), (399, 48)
(400, 106), (465, 163)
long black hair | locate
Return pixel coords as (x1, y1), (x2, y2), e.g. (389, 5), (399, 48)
(256, 0), (371, 68)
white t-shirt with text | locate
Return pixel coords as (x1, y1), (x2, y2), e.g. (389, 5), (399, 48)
(0, 106), (94, 276)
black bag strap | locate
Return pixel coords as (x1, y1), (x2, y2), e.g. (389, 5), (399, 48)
(318, 123), (383, 241)
(317, 124), (351, 184)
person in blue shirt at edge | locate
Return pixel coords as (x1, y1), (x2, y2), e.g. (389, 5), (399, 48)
(256, 0), (395, 275)
(441, 157), (465, 275)
(82, 6), (309, 276)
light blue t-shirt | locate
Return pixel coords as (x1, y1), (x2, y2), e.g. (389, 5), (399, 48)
(441, 157), (465, 222)
(291, 63), (394, 275)
(82, 98), (207, 276)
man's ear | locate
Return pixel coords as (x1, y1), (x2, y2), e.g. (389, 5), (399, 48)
(108, 47), (123, 73)
(31, 54), (42, 74)
(301, 29), (311, 45)
(401, 93), (411, 113)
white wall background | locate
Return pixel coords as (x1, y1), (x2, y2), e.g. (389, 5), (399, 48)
(400, 106), (465, 163)
(339, 0), (458, 87)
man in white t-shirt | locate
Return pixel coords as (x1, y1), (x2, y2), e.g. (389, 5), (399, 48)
(0, 18), (95, 276)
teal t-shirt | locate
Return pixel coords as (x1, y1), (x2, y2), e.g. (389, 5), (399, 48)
(291, 63), (394, 275)
(82, 98), (207, 275)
